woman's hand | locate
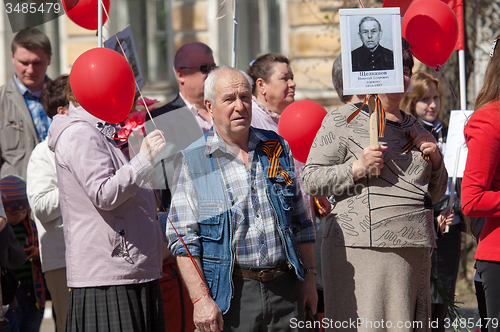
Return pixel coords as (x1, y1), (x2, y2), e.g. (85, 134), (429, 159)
(140, 130), (166, 164)
(437, 206), (454, 231)
(0, 217), (6, 232)
(314, 197), (331, 217)
(409, 131), (442, 170)
(352, 145), (388, 181)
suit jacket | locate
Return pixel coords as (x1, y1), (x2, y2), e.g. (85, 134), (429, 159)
(147, 94), (186, 121)
(351, 45), (394, 72)
(0, 77), (40, 179)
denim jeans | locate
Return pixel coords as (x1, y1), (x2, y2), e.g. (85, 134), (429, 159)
(12, 284), (44, 332)
(0, 308), (19, 332)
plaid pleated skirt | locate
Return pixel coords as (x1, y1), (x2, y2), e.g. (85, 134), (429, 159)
(65, 280), (165, 332)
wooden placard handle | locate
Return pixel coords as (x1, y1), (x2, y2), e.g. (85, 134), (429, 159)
(368, 95), (379, 177)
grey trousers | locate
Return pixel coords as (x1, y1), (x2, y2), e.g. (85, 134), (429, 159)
(223, 269), (304, 332)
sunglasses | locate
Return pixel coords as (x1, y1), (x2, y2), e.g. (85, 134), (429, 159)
(179, 64), (217, 74)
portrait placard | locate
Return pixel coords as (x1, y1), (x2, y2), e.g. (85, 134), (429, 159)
(340, 8), (403, 95)
(104, 25), (145, 91)
(444, 110), (473, 178)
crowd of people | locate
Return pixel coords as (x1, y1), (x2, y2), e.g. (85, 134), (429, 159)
(0, 23), (498, 332)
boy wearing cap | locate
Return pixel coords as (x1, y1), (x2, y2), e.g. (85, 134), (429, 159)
(0, 175), (45, 332)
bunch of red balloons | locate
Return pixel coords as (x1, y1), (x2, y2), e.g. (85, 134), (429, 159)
(384, 0), (460, 68)
(401, 0), (459, 68)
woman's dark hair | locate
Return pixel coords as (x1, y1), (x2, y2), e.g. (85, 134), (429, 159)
(402, 38), (414, 75)
(64, 77), (79, 107)
(246, 53), (290, 95)
(41, 75), (69, 119)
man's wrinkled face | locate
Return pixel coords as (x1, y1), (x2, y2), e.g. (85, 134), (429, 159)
(359, 20), (381, 51)
(206, 70), (253, 142)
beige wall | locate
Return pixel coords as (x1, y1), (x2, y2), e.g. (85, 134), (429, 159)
(287, 0), (382, 109)
(171, 1), (209, 54)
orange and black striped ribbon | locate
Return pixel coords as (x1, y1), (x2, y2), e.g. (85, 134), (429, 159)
(346, 94), (385, 138)
(402, 131), (430, 161)
(261, 140), (293, 185)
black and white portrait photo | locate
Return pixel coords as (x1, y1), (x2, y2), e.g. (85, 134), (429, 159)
(340, 8), (403, 95)
(351, 16), (394, 72)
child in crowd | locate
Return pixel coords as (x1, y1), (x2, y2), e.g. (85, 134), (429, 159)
(0, 175), (45, 332)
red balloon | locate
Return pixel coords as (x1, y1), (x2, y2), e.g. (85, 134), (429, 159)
(278, 100), (327, 163)
(70, 48), (135, 124)
(63, 0), (110, 30)
(402, 0), (458, 67)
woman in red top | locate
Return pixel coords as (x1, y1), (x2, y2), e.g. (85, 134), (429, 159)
(462, 35), (500, 331)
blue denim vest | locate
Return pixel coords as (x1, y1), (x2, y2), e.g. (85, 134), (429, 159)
(179, 128), (305, 314)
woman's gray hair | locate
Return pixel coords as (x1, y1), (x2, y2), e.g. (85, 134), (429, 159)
(204, 66), (254, 105)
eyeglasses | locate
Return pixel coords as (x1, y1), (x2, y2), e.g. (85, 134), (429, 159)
(179, 64), (217, 74)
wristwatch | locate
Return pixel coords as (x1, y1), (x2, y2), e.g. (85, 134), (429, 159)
(304, 268), (317, 274)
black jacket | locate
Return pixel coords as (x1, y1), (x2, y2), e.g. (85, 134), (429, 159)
(351, 45), (394, 72)
(146, 94), (187, 210)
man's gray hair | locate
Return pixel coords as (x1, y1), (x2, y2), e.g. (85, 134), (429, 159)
(358, 16), (381, 32)
(204, 66), (253, 105)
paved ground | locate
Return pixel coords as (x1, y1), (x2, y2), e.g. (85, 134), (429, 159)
(39, 301), (481, 332)
(40, 302), (55, 332)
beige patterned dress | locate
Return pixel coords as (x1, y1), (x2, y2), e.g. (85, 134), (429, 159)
(302, 103), (448, 332)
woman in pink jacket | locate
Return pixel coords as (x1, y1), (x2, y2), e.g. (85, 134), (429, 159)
(47, 84), (166, 332)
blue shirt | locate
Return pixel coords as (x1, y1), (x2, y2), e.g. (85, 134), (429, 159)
(14, 75), (51, 142)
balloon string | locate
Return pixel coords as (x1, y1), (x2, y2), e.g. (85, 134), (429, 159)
(434, 65), (460, 106)
(101, 0), (207, 293)
(358, 0), (364, 8)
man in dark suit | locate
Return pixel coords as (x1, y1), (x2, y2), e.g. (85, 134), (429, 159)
(146, 42), (216, 209)
(144, 42), (216, 332)
(351, 16), (394, 72)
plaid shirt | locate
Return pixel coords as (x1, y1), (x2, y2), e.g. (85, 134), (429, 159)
(14, 75), (51, 142)
(167, 127), (314, 267)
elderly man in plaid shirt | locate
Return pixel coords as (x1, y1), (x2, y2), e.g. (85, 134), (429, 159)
(0, 27), (52, 179)
(166, 66), (317, 332)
